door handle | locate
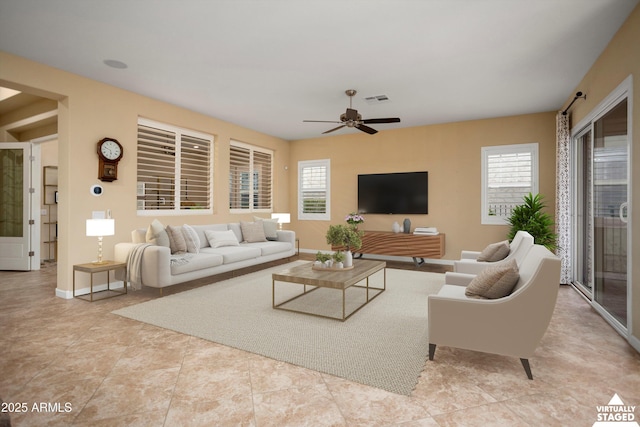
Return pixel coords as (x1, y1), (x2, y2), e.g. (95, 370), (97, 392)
(619, 202), (628, 224)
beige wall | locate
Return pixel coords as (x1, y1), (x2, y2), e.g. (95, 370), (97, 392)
(289, 112), (557, 259)
(0, 51), (290, 294)
(563, 4), (639, 344)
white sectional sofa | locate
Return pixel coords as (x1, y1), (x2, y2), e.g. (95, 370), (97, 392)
(114, 220), (296, 292)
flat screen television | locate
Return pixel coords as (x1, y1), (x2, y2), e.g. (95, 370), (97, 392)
(358, 171), (428, 214)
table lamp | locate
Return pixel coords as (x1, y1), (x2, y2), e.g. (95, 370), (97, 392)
(271, 213), (290, 230)
(86, 218), (115, 264)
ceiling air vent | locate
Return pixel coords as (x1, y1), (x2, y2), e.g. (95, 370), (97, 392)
(364, 95), (390, 105)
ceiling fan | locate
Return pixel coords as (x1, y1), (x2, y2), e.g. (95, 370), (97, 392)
(303, 89), (401, 135)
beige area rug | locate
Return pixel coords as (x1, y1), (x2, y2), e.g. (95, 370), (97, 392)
(112, 261), (445, 395)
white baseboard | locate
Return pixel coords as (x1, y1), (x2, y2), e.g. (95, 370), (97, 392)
(629, 334), (640, 354)
(298, 248), (454, 266)
(56, 280), (126, 299)
(56, 288), (74, 299)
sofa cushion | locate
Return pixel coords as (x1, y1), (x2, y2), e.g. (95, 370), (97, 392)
(181, 224), (200, 254)
(166, 225), (187, 254)
(476, 240), (510, 262)
(254, 216), (279, 241)
(465, 259), (520, 299)
(201, 245), (261, 264)
(204, 230), (239, 248)
(146, 219), (170, 247)
(240, 221), (267, 243)
(170, 253), (224, 275)
(246, 241), (293, 257)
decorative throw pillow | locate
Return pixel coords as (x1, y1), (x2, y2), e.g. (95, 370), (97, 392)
(166, 225), (187, 254)
(146, 219), (170, 247)
(476, 240), (510, 262)
(181, 224), (200, 253)
(227, 223), (243, 243)
(204, 230), (239, 248)
(465, 259), (520, 299)
(240, 221), (267, 243)
(254, 216), (279, 241)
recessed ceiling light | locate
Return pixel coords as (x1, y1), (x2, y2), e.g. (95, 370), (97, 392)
(103, 59), (128, 69)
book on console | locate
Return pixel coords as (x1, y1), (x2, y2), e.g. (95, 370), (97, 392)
(413, 227), (439, 235)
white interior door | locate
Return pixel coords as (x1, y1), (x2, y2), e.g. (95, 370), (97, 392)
(0, 142), (35, 270)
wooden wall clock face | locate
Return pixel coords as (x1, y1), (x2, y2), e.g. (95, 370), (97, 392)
(97, 138), (123, 182)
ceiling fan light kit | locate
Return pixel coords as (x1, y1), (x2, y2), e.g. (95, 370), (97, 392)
(304, 89), (400, 135)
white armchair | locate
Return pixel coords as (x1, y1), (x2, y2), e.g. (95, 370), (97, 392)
(428, 244), (561, 379)
(454, 230), (535, 275)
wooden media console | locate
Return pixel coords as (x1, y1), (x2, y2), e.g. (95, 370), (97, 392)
(347, 231), (445, 267)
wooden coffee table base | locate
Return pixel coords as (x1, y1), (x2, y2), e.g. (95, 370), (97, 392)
(272, 260), (386, 321)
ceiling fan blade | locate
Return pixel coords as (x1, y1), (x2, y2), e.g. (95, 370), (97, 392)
(362, 117), (401, 124)
(303, 120), (342, 123)
(323, 125), (346, 134)
(356, 124), (378, 135)
(345, 108), (359, 121)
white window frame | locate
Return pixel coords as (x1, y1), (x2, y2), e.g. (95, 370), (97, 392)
(136, 118), (213, 216)
(481, 143), (539, 225)
(298, 159), (331, 221)
(229, 140), (273, 213)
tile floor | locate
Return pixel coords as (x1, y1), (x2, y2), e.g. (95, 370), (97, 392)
(1, 261), (639, 426)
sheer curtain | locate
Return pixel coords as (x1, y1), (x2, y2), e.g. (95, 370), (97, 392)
(555, 112), (572, 284)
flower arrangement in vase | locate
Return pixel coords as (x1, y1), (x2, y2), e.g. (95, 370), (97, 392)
(345, 212), (365, 228)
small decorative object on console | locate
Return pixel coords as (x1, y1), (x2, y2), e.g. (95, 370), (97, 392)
(403, 218), (411, 234)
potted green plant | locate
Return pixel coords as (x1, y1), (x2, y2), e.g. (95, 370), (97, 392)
(506, 193), (557, 251)
(326, 224), (347, 248)
(326, 224), (363, 267)
(332, 251), (345, 268)
(315, 251), (332, 268)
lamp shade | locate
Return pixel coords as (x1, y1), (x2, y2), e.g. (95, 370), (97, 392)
(86, 219), (115, 237)
(271, 213), (290, 224)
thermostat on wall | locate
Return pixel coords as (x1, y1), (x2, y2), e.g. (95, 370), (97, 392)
(90, 184), (104, 196)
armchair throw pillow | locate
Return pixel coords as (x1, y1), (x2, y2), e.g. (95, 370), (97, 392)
(465, 259), (520, 299)
(476, 240), (510, 262)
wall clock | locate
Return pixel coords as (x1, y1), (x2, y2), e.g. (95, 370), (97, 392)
(97, 137), (123, 182)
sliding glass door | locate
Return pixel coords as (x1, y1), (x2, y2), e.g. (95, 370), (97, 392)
(592, 99), (628, 326)
(573, 93), (630, 331)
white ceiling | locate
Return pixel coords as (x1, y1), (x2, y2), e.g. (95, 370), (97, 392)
(0, 0), (637, 141)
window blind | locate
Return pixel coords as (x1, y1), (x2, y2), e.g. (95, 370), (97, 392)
(137, 119), (213, 213)
(300, 165), (327, 214)
(229, 142), (273, 211)
(482, 143), (538, 224)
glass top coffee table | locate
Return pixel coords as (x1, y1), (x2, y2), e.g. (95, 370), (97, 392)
(272, 260), (386, 321)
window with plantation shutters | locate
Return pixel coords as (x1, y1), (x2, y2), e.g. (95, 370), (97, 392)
(137, 118), (213, 215)
(298, 159), (330, 220)
(481, 143), (538, 224)
(229, 141), (272, 212)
